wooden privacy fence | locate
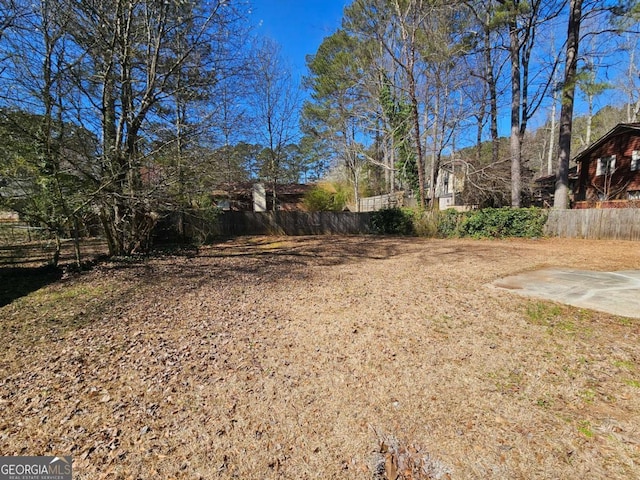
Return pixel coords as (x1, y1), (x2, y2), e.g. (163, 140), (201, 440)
(154, 211), (374, 241)
(545, 208), (640, 240)
(216, 211), (373, 236)
(158, 208), (640, 242)
(357, 192), (408, 212)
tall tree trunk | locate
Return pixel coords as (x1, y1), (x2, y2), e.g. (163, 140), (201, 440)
(484, 16), (500, 166)
(628, 44), (635, 122)
(428, 95), (441, 210)
(100, 65), (121, 257)
(73, 216), (82, 269)
(353, 157), (360, 212)
(508, 18), (522, 208)
(585, 89), (593, 146)
(554, 0), (582, 209)
(388, 139), (395, 194)
(475, 114), (483, 165)
(408, 72), (426, 208)
(547, 87), (557, 175)
(51, 233), (61, 267)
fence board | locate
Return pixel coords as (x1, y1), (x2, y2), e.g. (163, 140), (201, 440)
(357, 192), (406, 212)
(211, 211), (373, 237)
(545, 208), (640, 240)
(164, 208), (640, 242)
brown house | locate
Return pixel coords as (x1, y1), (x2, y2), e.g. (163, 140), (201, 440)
(573, 123), (640, 208)
(211, 182), (314, 211)
(533, 166), (578, 208)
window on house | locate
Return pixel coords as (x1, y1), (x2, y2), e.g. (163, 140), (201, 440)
(596, 155), (616, 176)
(632, 151), (640, 172)
(629, 190), (640, 200)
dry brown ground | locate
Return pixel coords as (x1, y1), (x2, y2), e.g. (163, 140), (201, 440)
(1, 236), (639, 479)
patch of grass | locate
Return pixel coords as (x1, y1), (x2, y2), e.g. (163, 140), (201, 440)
(34, 283), (107, 302)
(0, 266), (63, 307)
(613, 360), (635, 370)
(2, 278), (121, 343)
(525, 301), (562, 326)
(556, 319), (577, 332)
(487, 369), (523, 394)
(562, 364), (578, 380)
(576, 309), (596, 321)
(619, 317), (635, 326)
(578, 420), (594, 438)
(524, 302), (595, 337)
(258, 241), (290, 250)
(580, 389), (596, 404)
(535, 395), (554, 409)
(623, 379), (640, 388)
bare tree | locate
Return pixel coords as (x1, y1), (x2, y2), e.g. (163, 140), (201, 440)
(341, 0), (431, 207)
(553, 0), (631, 208)
(57, 0), (245, 255)
(621, 33), (640, 122)
(0, 0), (18, 47)
(554, 0), (583, 209)
(0, 0), (93, 265)
(249, 38), (302, 210)
(421, 14), (469, 209)
(496, 0), (565, 207)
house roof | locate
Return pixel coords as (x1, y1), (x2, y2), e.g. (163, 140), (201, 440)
(212, 182), (314, 198)
(534, 166), (578, 184)
(574, 123), (640, 163)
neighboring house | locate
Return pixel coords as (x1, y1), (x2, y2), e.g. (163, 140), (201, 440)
(211, 182), (314, 212)
(357, 161), (471, 212)
(533, 166), (578, 208)
(573, 123), (640, 208)
(434, 160), (469, 210)
(0, 210), (19, 222)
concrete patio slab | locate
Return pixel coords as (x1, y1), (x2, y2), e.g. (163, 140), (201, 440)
(491, 269), (640, 319)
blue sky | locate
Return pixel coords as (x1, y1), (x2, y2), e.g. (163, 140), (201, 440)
(249, 0), (349, 77)
(244, 1), (636, 144)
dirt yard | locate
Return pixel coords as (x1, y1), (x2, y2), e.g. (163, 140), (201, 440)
(1, 236), (639, 479)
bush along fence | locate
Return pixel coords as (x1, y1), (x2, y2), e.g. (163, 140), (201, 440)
(438, 208), (548, 239)
(415, 207), (638, 240)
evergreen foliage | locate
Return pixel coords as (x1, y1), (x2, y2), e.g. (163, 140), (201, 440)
(370, 207), (415, 235)
(439, 208), (548, 239)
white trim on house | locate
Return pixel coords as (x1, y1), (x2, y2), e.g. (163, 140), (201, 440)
(632, 150), (640, 172)
(596, 155), (616, 176)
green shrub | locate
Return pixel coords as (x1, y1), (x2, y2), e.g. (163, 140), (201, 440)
(437, 209), (463, 238)
(370, 207), (414, 235)
(410, 209), (439, 237)
(303, 186), (345, 212)
(370, 207), (547, 238)
(454, 207), (547, 239)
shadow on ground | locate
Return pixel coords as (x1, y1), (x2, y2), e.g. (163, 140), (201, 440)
(0, 266), (63, 307)
(83, 236), (413, 298)
(200, 235), (406, 263)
